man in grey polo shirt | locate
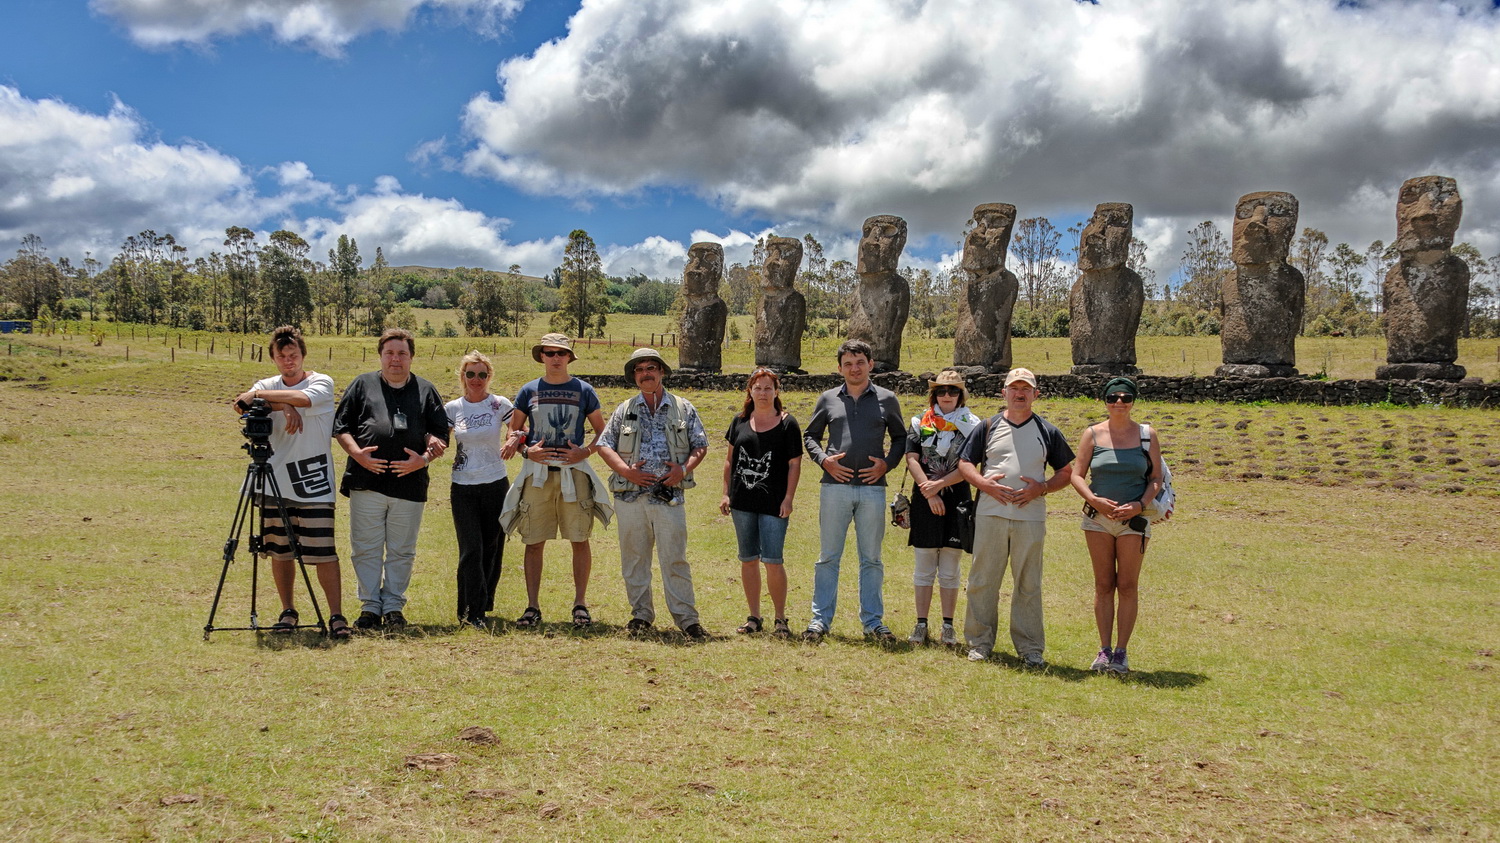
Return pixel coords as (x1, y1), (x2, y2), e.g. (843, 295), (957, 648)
(801, 338), (907, 642)
(957, 367), (1074, 667)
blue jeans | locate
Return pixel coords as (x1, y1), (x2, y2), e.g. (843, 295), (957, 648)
(730, 509), (789, 564)
(810, 483), (887, 632)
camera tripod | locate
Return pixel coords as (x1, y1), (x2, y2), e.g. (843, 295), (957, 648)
(204, 442), (327, 640)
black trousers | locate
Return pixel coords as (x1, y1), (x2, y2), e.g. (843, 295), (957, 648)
(451, 477), (509, 622)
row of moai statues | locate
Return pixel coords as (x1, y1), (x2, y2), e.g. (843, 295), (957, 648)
(677, 175), (1471, 381)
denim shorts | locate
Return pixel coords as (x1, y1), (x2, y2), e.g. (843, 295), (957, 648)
(730, 508), (789, 564)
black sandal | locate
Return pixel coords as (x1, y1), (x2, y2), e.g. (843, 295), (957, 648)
(271, 608), (298, 634)
(772, 618), (791, 639)
(515, 606), (542, 628)
(571, 605), (593, 628)
(736, 615), (763, 634)
(328, 614), (352, 640)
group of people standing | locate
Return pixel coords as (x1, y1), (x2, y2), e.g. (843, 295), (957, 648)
(237, 329), (1166, 673)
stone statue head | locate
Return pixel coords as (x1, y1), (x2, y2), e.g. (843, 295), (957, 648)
(1232, 191), (1299, 265)
(961, 203), (1016, 274)
(762, 236), (803, 292)
(1394, 175), (1463, 253)
(1077, 203), (1133, 273)
(857, 214), (908, 275)
(683, 242), (724, 296)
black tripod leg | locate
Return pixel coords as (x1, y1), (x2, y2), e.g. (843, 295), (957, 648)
(205, 462), (258, 640)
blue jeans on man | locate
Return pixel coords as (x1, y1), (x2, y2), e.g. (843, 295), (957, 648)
(809, 483), (886, 632)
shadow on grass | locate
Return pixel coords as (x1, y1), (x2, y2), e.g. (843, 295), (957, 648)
(1111, 669), (1209, 689)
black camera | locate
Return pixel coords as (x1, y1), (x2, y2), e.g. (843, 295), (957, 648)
(649, 482), (676, 504)
(239, 397), (275, 463)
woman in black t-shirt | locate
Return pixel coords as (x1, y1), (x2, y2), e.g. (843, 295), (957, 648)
(719, 368), (802, 637)
(902, 370), (981, 646)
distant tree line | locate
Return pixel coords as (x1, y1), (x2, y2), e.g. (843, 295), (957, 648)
(4, 220), (1497, 339)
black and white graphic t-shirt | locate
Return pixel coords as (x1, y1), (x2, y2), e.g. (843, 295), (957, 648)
(724, 413), (803, 516)
(251, 371), (336, 504)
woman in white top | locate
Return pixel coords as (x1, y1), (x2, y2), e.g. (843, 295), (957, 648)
(445, 350), (514, 628)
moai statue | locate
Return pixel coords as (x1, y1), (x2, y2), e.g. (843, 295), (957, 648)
(1378, 175), (1469, 380)
(848, 214), (911, 372)
(754, 236), (807, 373)
(1070, 203), (1143, 375)
(677, 242), (728, 373)
(953, 203), (1021, 373)
(1217, 191), (1304, 378)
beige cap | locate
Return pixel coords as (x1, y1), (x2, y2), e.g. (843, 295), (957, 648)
(531, 332), (576, 362)
(1004, 367), (1038, 388)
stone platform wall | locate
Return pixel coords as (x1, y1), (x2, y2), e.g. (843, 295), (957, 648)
(591, 371), (1500, 408)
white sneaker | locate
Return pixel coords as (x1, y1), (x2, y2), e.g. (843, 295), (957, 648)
(907, 622), (928, 644)
(967, 647), (988, 662)
(940, 623), (958, 645)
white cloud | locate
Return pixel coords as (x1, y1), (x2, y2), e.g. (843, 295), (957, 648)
(93, 0), (524, 55)
(459, 0), (1500, 268)
(0, 85), (555, 275)
(0, 86), (268, 258)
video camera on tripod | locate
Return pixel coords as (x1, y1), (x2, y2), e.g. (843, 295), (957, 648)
(205, 395), (327, 639)
(237, 396), (275, 463)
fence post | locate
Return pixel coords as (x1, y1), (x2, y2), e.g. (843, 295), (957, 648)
(171, 347), (175, 362)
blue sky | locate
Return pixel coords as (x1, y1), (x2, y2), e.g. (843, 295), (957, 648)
(3, 0), (1499, 283)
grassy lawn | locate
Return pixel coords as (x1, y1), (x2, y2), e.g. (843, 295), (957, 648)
(0, 337), (1496, 840)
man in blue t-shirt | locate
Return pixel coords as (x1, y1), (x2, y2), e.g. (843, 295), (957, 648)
(502, 333), (607, 629)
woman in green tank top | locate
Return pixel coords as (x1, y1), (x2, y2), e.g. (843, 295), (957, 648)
(1068, 377), (1166, 675)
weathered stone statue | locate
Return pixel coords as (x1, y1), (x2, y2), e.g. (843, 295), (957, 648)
(1070, 203), (1143, 376)
(754, 236), (806, 373)
(1218, 191), (1304, 378)
(676, 242), (728, 373)
(1378, 175), (1469, 380)
(953, 203), (1020, 373)
(848, 214), (910, 372)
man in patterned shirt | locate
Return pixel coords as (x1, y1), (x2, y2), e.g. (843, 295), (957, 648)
(597, 348), (710, 639)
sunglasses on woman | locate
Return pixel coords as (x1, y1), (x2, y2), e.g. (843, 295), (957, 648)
(1104, 393), (1135, 404)
(933, 387), (962, 397)
(464, 370), (490, 379)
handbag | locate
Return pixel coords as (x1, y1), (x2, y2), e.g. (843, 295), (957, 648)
(890, 472), (912, 529)
(954, 497), (976, 554)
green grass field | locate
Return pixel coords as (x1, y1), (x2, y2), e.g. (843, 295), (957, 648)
(1, 332), (1497, 840)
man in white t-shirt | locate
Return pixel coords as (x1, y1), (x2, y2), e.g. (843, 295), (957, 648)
(957, 367), (1074, 667)
(233, 325), (347, 638)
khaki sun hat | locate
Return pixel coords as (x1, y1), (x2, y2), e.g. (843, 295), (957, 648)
(927, 369), (968, 401)
(531, 332), (576, 363)
(1004, 367), (1038, 388)
(623, 347), (671, 385)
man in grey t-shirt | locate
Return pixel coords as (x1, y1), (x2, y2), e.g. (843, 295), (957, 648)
(801, 339), (907, 641)
(957, 367), (1074, 667)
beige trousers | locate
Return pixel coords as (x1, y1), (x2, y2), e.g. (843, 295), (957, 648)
(614, 496), (699, 629)
(963, 516), (1047, 658)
